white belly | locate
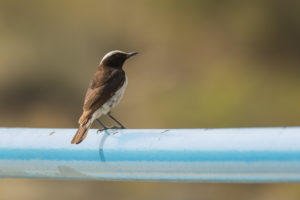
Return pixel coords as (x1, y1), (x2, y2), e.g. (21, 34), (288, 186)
(90, 77), (128, 123)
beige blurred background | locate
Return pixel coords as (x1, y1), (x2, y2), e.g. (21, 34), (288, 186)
(0, 0), (300, 199)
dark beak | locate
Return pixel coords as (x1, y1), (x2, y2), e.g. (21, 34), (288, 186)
(126, 52), (138, 58)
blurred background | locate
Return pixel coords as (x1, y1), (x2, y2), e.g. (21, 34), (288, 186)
(0, 0), (300, 199)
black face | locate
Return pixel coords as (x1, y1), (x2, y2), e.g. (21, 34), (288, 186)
(102, 53), (129, 68)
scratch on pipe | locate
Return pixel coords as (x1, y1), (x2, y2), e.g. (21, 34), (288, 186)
(49, 131), (55, 135)
(160, 129), (169, 134)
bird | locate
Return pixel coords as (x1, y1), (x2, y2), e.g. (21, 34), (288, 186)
(71, 50), (138, 144)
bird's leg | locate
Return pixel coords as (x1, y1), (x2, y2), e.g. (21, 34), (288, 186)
(96, 119), (108, 133)
(107, 112), (126, 129)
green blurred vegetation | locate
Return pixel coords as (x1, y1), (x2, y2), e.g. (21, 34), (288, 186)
(0, 0), (299, 199)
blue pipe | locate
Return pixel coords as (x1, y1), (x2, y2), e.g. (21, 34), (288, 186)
(0, 127), (300, 182)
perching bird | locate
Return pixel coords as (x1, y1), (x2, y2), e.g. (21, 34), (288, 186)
(71, 50), (138, 144)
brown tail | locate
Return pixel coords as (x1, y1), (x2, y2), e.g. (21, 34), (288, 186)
(71, 121), (91, 144)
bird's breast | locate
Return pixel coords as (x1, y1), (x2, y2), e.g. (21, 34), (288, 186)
(103, 76), (128, 111)
(92, 76), (128, 120)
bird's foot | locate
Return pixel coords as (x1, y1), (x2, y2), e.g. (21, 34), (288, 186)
(97, 126), (126, 134)
(110, 126), (126, 135)
(97, 128), (107, 134)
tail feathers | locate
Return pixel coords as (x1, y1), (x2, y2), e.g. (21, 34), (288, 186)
(78, 111), (92, 125)
(71, 122), (91, 144)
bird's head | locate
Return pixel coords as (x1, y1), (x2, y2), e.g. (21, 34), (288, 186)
(100, 50), (138, 68)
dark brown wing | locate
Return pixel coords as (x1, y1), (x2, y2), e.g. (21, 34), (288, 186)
(79, 67), (125, 123)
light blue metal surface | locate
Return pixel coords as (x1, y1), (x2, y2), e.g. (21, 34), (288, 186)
(0, 127), (300, 182)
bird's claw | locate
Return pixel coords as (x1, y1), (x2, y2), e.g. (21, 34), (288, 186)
(97, 126), (126, 134)
(97, 128), (107, 134)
